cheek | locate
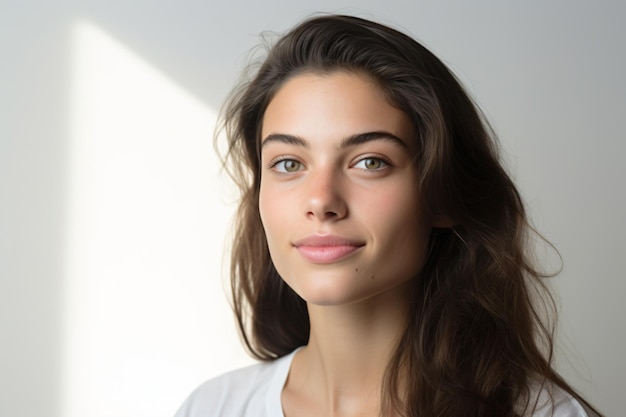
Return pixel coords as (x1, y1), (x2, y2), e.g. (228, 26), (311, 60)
(368, 183), (424, 226)
(258, 185), (295, 283)
(370, 187), (431, 257)
(258, 182), (286, 244)
(258, 185), (273, 234)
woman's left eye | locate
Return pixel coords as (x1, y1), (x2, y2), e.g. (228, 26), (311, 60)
(353, 157), (388, 170)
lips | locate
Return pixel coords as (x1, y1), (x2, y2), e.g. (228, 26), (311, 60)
(293, 235), (365, 263)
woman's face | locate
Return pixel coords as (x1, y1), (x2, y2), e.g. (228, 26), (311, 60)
(259, 71), (434, 307)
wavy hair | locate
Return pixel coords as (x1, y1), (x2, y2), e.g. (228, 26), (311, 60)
(218, 14), (601, 417)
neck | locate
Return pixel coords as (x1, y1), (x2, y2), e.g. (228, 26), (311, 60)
(284, 287), (409, 416)
(306, 301), (407, 384)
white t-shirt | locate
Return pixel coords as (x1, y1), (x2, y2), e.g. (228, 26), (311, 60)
(174, 349), (594, 417)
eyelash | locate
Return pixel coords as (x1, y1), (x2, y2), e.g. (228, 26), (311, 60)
(268, 157), (303, 173)
(267, 155), (392, 173)
(352, 156), (390, 171)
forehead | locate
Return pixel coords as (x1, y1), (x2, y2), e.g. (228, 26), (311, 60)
(261, 71), (414, 147)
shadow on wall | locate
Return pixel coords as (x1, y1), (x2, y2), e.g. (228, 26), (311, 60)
(60, 20), (239, 417)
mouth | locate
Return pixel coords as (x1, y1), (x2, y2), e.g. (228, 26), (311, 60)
(293, 235), (365, 264)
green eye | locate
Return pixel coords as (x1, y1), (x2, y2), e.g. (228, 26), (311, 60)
(275, 159), (302, 172)
(355, 157), (387, 170)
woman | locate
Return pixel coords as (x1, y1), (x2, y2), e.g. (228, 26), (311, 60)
(175, 15), (603, 417)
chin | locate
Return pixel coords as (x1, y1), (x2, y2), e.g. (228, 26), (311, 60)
(284, 269), (405, 308)
(281, 268), (366, 305)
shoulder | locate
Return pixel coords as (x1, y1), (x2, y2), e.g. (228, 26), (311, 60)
(525, 382), (598, 417)
(173, 353), (294, 417)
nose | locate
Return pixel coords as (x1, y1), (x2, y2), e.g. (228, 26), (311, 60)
(305, 168), (348, 221)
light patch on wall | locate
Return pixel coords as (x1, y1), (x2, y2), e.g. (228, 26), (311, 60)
(64, 20), (250, 417)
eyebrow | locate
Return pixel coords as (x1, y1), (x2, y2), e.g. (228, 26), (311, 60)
(261, 131), (409, 150)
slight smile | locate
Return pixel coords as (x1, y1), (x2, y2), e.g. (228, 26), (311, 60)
(293, 235), (365, 264)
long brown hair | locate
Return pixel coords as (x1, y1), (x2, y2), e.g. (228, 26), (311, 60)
(218, 14), (601, 417)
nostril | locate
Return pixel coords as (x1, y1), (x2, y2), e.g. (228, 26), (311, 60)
(306, 205), (347, 221)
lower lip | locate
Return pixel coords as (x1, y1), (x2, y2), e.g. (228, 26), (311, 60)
(295, 245), (363, 263)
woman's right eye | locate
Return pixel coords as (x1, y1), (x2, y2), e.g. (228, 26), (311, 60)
(272, 159), (302, 173)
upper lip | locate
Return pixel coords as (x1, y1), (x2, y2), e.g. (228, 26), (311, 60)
(292, 234), (365, 247)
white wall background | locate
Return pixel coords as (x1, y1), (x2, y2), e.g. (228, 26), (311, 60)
(1, 1), (623, 416)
